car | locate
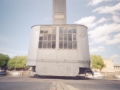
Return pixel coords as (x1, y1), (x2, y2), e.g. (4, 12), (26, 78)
(0, 69), (7, 75)
(86, 71), (104, 79)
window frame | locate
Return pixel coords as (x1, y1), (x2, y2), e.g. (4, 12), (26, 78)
(59, 27), (77, 49)
(38, 27), (56, 49)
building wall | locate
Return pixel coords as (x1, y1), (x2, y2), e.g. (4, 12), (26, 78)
(102, 59), (115, 72)
(35, 25), (90, 76)
(114, 65), (120, 72)
(26, 26), (40, 66)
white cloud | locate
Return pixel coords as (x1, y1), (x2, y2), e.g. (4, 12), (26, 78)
(89, 23), (120, 44)
(110, 54), (120, 59)
(90, 46), (106, 52)
(106, 33), (120, 44)
(89, 42), (94, 45)
(93, 2), (120, 14)
(119, 45), (120, 48)
(112, 15), (120, 23)
(74, 16), (96, 28)
(75, 16), (109, 28)
(94, 35), (110, 43)
(97, 17), (110, 24)
(88, 0), (112, 6)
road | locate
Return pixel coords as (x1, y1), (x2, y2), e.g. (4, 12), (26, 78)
(0, 76), (120, 90)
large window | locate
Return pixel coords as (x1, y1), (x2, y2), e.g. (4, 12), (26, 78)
(38, 27), (56, 49)
(59, 27), (77, 49)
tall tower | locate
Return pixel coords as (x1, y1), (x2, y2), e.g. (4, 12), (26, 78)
(52, 0), (66, 24)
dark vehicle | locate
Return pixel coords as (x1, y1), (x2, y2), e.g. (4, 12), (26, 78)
(0, 69), (7, 75)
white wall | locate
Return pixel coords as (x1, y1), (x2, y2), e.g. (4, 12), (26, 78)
(102, 59), (115, 72)
(26, 26), (40, 66)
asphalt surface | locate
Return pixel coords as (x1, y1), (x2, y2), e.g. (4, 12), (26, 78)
(0, 76), (120, 90)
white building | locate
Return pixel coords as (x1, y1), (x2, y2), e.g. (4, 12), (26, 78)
(101, 59), (120, 73)
(114, 65), (120, 72)
(27, 0), (91, 76)
(102, 59), (115, 72)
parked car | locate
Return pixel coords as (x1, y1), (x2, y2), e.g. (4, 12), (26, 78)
(115, 75), (120, 79)
(86, 71), (104, 79)
(0, 69), (7, 75)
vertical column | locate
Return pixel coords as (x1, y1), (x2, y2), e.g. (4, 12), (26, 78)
(56, 26), (59, 49)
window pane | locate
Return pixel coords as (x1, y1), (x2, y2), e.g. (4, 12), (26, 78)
(39, 41), (42, 48)
(52, 34), (56, 41)
(68, 29), (72, 33)
(44, 34), (47, 40)
(48, 34), (51, 40)
(73, 41), (77, 49)
(40, 30), (43, 34)
(44, 30), (48, 33)
(73, 29), (76, 33)
(59, 34), (63, 40)
(64, 34), (67, 40)
(73, 34), (76, 40)
(68, 42), (72, 49)
(59, 41), (63, 49)
(46, 42), (48, 48)
(64, 42), (67, 49)
(52, 41), (56, 48)
(59, 28), (63, 33)
(48, 42), (51, 48)
(64, 29), (67, 33)
(68, 34), (72, 41)
(43, 42), (47, 48)
(39, 36), (43, 41)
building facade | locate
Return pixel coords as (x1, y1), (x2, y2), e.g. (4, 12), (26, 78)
(102, 59), (115, 72)
(114, 65), (120, 72)
(101, 59), (120, 73)
(27, 0), (91, 76)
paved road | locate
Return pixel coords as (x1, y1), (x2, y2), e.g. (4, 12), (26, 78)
(0, 76), (120, 90)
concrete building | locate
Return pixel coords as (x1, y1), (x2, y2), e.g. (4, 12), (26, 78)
(102, 59), (115, 72)
(114, 65), (120, 72)
(27, 0), (91, 76)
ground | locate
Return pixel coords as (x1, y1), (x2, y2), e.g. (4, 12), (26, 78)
(0, 76), (120, 90)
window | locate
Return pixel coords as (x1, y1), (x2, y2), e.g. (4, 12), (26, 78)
(48, 35), (51, 40)
(48, 41), (51, 48)
(59, 27), (77, 49)
(68, 41), (72, 49)
(59, 41), (63, 49)
(68, 34), (72, 41)
(43, 41), (47, 48)
(59, 34), (63, 40)
(39, 41), (42, 48)
(73, 41), (77, 49)
(73, 34), (76, 40)
(38, 27), (56, 49)
(52, 41), (56, 48)
(64, 34), (67, 40)
(64, 42), (67, 49)
(44, 34), (47, 40)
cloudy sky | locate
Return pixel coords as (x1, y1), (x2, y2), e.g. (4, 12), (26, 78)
(0, 0), (120, 64)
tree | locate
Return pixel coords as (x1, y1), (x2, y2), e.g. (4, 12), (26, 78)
(7, 56), (27, 69)
(91, 54), (106, 71)
(0, 53), (10, 69)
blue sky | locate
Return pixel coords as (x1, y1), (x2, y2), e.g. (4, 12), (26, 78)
(0, 0), (120, 64)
